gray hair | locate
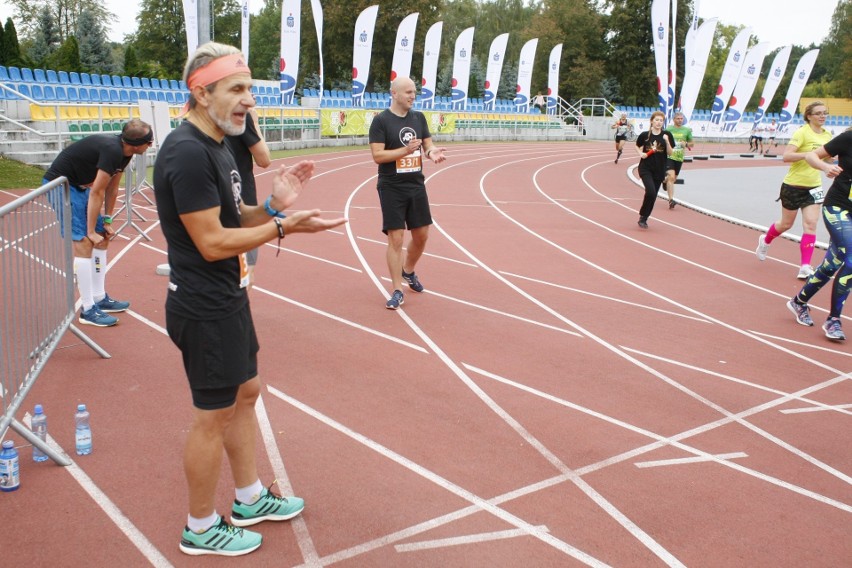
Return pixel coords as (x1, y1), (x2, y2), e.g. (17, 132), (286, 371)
(182, 42), (243, 109)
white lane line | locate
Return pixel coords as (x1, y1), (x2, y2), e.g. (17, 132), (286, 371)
(267, 386), (611, 568)
(254, 395), (320, 565)
(464, 363), (852, 513)
(635, 453), (749, 469)
(747, 330), (852, 357)
(254, 286), (429, 354)
(22, 415), (173, 568)
(780, 403), (852, 415)
(357, 235), (479, 267)
(621, 346), (852, 416)
(345, 153), (686, 568)
(394, 525), (550, 553)
(501, 271), (711, 323)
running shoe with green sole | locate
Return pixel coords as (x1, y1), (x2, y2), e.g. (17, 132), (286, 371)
(231, 483), (305, 527)
(179, 516), (262, 556)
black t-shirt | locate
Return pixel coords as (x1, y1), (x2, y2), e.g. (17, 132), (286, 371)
(153, 121), (248, 319)
(44, 134), (131, 187)
(636, 129), (675, 178)
(368, 109), (431, 190)
(821, 130), (852, 212)
(225, 113), (262, 205)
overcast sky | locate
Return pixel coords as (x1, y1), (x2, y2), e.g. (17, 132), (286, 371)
(0, 0), (839, 49)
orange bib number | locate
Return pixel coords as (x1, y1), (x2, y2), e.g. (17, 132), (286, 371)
(396, 151), (422, 174)
(238, 252), (250, 289)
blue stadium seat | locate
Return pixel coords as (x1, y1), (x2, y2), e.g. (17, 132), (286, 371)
(55, 86), (67, 100)
(165, 91), (175, 104)
(179, 80), (187, 90)
(22, 67), (35, 82)
(69, 72), (80, 84)
(99, 88), (109, 101)
(67, 86), (78, 101)
(151, 78), (162, 89)
(122, 76), (132, 88)
(80, 72), (91, 85)
(129, 90), (138, 103)
(47, 69), (59, 83)
(8, 66), (22, 81)
(169, 79), (179, 90)
(14, 84), (29, 98)
(85, 87), (98, 102)
(110, 75), (122, 87)
(109, 89), (120, 102)
(119, 89), (130, 102)
(34, 68), (47, 83)
(131, 77), (142, 88)
(101, 74), (112, 86)
(31, 84), (45, 100)
(156, 91), (166, 102)
(90, 74), (101, 86)
(141, 77), (151, 89)
(0, 66), (8, 81)
(138, 90), (148, 100)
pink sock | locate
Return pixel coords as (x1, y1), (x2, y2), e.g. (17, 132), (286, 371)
(764, 224), (782, 244)
(800, 233), (817, 266)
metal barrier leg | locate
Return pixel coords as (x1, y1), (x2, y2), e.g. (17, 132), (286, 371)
(9, 418), (72, 466)
(113, 154), (153, 241)
(69, 324), (112, 359)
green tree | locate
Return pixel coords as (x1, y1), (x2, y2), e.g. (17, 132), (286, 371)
(28, 5), (60, 66)
(131, 0), (187, 78)
(211, 0), (241, 46)
(6, 0), (115, 43)
(77, 8), (113, 74)
(48, 34), (81, 71)
(123, 44), (142, 77)
(2, 19), (23, 67)
(817, 0), (851, 98)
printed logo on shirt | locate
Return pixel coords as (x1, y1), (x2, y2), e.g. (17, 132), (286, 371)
(398, 126), (417, 147)
(231, 170), (243, 214)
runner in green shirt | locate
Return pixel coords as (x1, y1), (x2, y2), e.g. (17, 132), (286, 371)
(665, 112), (694, 209)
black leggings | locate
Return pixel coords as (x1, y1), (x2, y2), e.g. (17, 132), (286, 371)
(639, 170), (665, 219)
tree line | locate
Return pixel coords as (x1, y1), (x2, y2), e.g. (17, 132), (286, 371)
(1, 0), (849, 113)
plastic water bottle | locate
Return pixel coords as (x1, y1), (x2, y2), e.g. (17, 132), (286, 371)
(32, 404), (48, 462)
(75, 404), (92, 456)
(0, 440), (20, 491)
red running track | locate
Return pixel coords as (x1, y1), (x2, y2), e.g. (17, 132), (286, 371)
(1, 141), (850, 567)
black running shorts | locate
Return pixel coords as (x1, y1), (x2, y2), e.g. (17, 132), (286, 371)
(778, 183), (821, 211)
(377, 183), (433, 234)
(166, 303), (259, 409)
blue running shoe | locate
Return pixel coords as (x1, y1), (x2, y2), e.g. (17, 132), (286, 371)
(231, 482), (305, 527)
(787, 299), (813, 327)
(402, 270), (424, 292)
(79, 306), (118, 327)
(179, 516), (262, 556)
(95, 293), (130, 313)
(386, 289), (404, 310)
(822, 318), (846, 341)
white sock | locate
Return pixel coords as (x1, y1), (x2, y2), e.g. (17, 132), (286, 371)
(92, 249), (107, 302)
(75, 257), (95, 310)
(187, 512), (219, 533)
(235, 479), (264, 505)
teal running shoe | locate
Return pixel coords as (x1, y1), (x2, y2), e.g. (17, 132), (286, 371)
(179, 516), (262, 556)
(231, 482), (305, 527)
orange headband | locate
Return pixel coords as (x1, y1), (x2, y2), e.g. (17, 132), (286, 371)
(187, 53), (251, 90)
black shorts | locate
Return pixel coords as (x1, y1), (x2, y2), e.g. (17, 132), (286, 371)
(166, 304), (259, 410)
(666, 160), (683, 175)
(778, 183), (821, 210)
(615, 134), (627, 142)
(377, 183), (432, 234)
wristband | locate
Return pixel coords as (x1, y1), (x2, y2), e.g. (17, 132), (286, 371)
(103, 216), (112, 224)
(264, 196), (286, 219)
(273, 217), (285, 257)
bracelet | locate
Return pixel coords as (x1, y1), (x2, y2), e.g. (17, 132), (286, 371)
(264, 196), (286, 218)
(102, 216), (112, 224)
(273, 217), (285, 257)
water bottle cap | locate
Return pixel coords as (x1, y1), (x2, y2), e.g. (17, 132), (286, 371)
(2, 440), (12, 449)
(34, 404), (43, 414)
(77, 404), (86, 411)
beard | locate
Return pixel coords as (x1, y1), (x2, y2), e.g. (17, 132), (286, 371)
(209, 104), (246, 137)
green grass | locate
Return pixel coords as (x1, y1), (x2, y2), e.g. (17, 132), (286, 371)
(0, 156), (47, 191)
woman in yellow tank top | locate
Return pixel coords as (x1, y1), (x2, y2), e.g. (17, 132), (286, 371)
(755, 101), (833, 279)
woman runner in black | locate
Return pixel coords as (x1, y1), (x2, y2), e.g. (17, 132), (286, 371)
(634, 110), (674, 228)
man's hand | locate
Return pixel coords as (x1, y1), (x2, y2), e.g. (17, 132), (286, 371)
(268, 160), (316, 211)
(282, 209), (348, 234)
(428, 147), (447, 164)
(87, 231), (105, 245)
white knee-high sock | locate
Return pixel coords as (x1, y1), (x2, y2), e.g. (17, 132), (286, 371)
(92, 249), (107, 301)
(75, 257), (95, 310)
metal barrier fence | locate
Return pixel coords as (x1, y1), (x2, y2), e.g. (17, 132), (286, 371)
(0, 178), (109, 465)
